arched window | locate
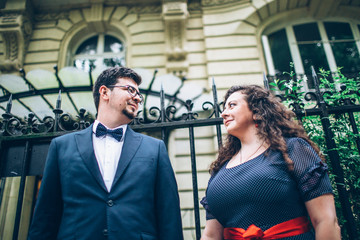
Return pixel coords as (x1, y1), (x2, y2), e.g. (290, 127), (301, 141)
(262, 21), (360, 89)
(73, 34), (126, 71)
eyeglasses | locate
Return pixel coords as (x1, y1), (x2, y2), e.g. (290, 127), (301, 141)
(109, 85), (144, 104)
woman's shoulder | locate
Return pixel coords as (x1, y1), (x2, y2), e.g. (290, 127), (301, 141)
(285, 137), (321, 166)
(285, 137), (311, 148)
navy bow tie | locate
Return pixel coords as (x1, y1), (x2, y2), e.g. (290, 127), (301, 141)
(95, 123), (123, 142)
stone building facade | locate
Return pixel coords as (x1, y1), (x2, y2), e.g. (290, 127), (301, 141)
(1, 0), (360, 239)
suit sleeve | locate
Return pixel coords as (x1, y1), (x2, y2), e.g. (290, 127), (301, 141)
(28, 139), (63, 240)
(155, 140), (184, 240)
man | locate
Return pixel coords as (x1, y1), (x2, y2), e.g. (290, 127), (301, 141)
(28, 67), (183, 240)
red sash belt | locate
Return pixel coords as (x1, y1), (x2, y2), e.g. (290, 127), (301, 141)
(223, 216), (311, 240)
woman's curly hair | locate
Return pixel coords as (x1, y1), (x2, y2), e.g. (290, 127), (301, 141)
(209, 85), (322, 174)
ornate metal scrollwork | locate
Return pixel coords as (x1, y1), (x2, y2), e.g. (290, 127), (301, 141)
(4, 117), (23, 136)
(165, 105), (177, 121)
(73, 108), (92, 130)
(41, 116), (55, 133)
(148, 106), (162, 123)
(57, 114), (72, 131)
(0, 65), (226, 137)
(289, 101), (305, 114)
(202, 101), (216, 118)
(338, 85), (359, 106)
(202, 100), (223, 119)
(181, 100), (198, 120)
(0, 111), (56, 136)
(0, 108), (94, 137)
(22, 112), (37, 135)
(131, 110), (145, 126)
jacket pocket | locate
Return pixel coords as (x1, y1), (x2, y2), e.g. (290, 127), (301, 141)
(140, 232), (157, 240)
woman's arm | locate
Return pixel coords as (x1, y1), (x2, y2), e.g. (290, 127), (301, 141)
(201, 219), (224, 240)
(305, 193), (341, 240)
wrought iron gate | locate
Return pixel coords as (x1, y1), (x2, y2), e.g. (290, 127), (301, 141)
(0, 71), (359, 239)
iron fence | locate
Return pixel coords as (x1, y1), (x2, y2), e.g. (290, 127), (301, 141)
(0, 70), (359, 239)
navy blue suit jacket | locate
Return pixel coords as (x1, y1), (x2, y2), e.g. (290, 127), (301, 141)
(28, 125), (183, 240)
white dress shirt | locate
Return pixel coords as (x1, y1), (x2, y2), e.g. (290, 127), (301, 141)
(92, 120), (127, 192)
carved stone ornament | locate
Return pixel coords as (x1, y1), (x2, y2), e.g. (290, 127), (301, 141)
(163, 1), (189, 74)
(34, 12), (69, 21)
(188, 2), (202, 12)
(87, 3), (106, 33)
(0, 13), (33, 72)
(201, 0), (250, 6)
(128, 5), (162, 14)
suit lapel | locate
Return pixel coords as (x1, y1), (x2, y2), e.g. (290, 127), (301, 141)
(75, 125), (107, 192)
(111, 127), (142, 189)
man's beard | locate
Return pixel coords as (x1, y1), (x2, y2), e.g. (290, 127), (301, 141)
(122, 103), (137, 120)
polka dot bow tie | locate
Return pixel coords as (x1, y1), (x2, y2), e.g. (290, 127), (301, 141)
(95, 123), (123, 142)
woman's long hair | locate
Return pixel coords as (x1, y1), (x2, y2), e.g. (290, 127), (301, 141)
(209, 85), (322, 174)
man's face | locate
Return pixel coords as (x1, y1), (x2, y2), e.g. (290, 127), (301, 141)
(107, 77), (142, 120)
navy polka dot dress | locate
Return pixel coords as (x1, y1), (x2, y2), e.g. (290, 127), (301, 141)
(201, 138), (333, 239)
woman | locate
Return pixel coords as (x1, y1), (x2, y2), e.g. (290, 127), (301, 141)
(201, 85), (340, 240)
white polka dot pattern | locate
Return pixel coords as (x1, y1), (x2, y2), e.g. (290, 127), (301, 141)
(201, 138), (333, 240)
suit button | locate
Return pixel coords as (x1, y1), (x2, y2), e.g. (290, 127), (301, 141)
(107, 200), (114, 207)
(103, 229), (108, 236)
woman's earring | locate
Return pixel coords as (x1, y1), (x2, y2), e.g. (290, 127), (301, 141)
(254, 116), (259, 128)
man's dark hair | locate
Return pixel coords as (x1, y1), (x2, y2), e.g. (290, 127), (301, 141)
(93, 67), (142, 110)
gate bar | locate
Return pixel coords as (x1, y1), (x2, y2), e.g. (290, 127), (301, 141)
(311, 66), (357, 239)
(12, 140), (31, 240)
(347, 111), (360, 154)
(212, 78), (222, 148)
(189, 125), (201, 240)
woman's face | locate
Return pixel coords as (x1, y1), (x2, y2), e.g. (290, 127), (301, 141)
(221, 91), (255, 135)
